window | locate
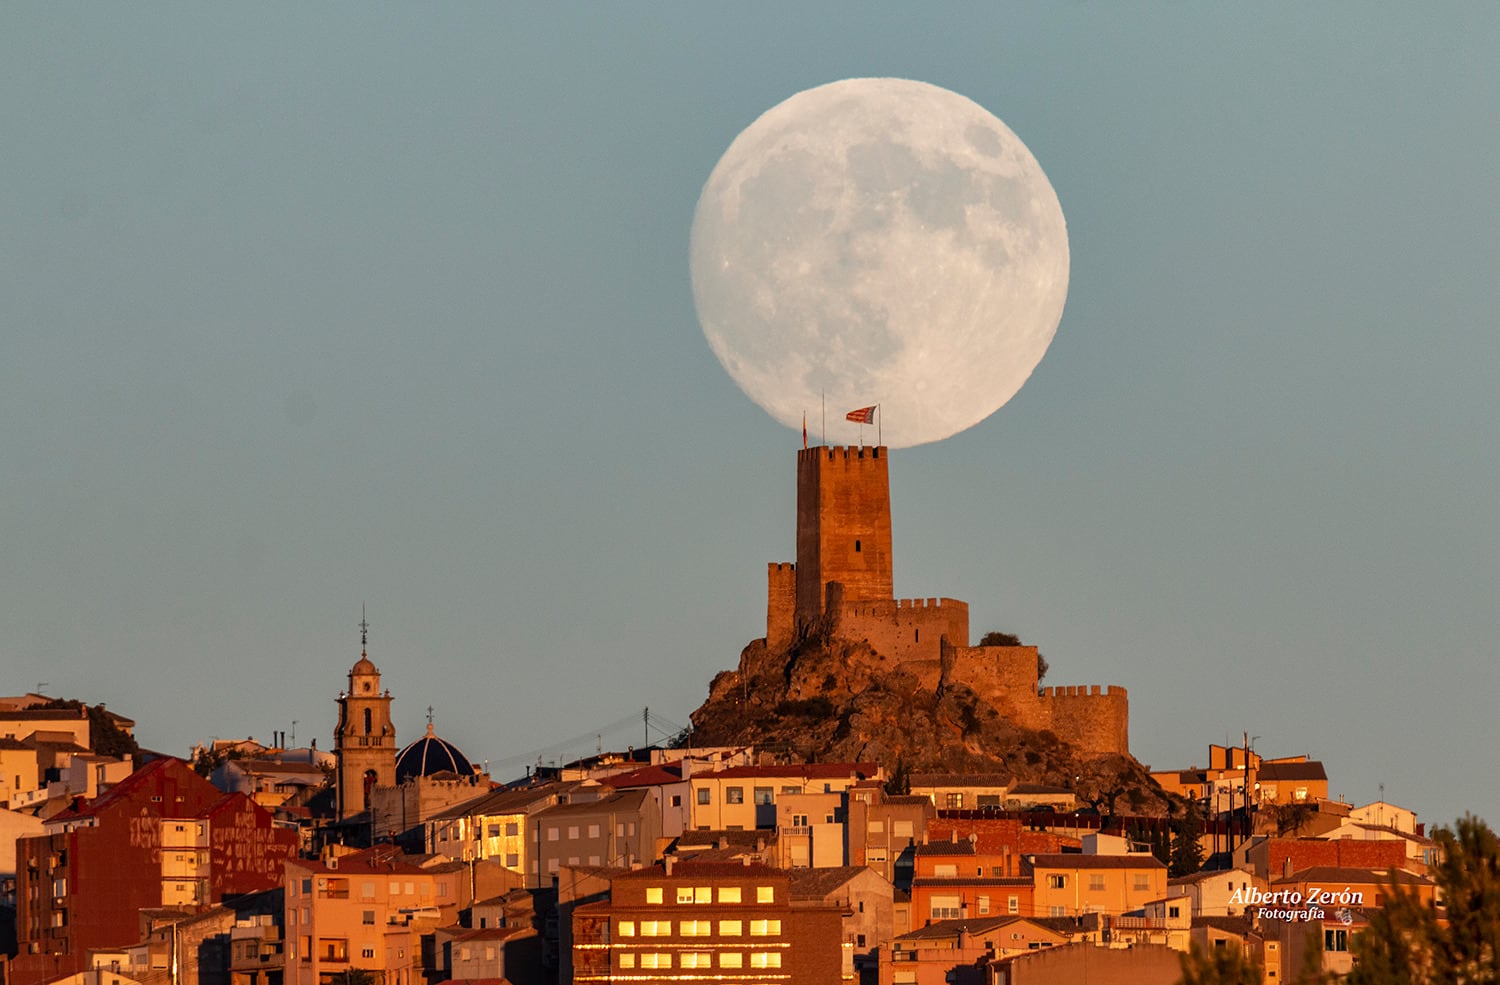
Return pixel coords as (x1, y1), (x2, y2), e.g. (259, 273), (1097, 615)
(641, 920), (671, 936)
(639, 953), (671, 969)
(978, 895), (991, 915)
(697, 788), (711, 805)
(1047, 875), (1066, 889)
(682, 919), (711, 936)
(618, 953), (635, 969)
(1325, 930), (1348, 953)
(718, 886), (741, 903)
(645, 887), (663, 904)
(946, 793), (964, 809)
(726, 786), (745, 804)
(694, 886), (712, 903)
(1089, 874), (1105, 891)
(1009, 894), (1021, 914)
(719, 953), (743, 968)
(1133, 874), (1150, 891)
(360, 948), (375, 959)
(506, 821), (519, 836)
(719, 920), (743, 936)
(934, 863), (957, 878)
(487, 825), (500, 838)
(588, 823), (600, 838)
(757, 885), (775, 903)
(750, 919), (782, 936)
(1169, 905), (1181, 919)
(1049, 905), (1066, 916)
(978, 794), (1001, 807)
(930, 895), (961, 920)
(680, 953), (711, 969)
(754, 787), (775, 805)
(506, 853), (519, 867)
(547, 827), (559, 841)
(854, 539), (861, 552)
(677, 887), (696, 903)
(617, 921), (636, 937)
(546, 858), (559, 872)
(750, 952), (783, 968)
(568, 826), (580, 839)
(671, 795), (682, 807)
(362, 911), (375, 925)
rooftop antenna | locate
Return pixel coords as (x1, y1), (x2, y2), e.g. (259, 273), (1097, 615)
(359, 605), (370, 657)
(427, 705), (435, 728)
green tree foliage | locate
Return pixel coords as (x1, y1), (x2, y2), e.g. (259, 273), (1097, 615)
(977, 630), (1049, 682)
(1170, 800), (1206, 877)
(1178, 942), (1264, 985)
(40, 699), (141, 761)
(1346, 815), (1500, 985)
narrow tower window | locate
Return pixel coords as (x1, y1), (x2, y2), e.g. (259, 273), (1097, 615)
(854, 540), (861, 553)
(364, 708), (372, 734)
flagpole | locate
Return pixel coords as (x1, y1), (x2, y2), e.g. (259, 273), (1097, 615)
(877, 404), (882, 447)
(821, 392), (826, 447)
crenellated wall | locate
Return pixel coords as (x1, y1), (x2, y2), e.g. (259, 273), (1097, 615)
(756, 444), (1130, 757)
(830, 593), (969, 665)
(766, 562), (797, 652)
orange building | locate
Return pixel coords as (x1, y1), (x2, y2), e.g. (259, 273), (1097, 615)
(571, 859), (843, 983)
(284, 846), (477, 985)
(909, 841), (1033, 927)
(1025, 853), (1167, 918)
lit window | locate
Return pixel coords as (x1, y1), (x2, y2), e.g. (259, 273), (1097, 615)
(756, 886), (774, 903)
(617, 921), (636, 937)
(618, 953), (635, 969)
(719, 952), (743, 968)
(946, 793), (964, 809)
(645, 887), (663, 904)
(677, 887), (696, 903)
(750, 919), (782, 936)
(718, 886), (741, 903)
(694, 886), (712, 904)
(750, 952), (783, 968)
(719, 919), (743, 936)
(641, 920), (671, 937)
(681, 920), (711, 937)
(640, 953), (671, 969)
(680, 953), (711, 969)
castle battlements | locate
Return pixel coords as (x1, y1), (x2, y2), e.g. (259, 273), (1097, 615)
(762, 444), (1130, 756)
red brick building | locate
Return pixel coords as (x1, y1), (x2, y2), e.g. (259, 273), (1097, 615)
(572, 859), (843, 983)
(12, 757), (298, 985)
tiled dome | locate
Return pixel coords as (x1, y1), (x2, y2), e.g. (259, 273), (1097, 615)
(395, 723), (473, 782)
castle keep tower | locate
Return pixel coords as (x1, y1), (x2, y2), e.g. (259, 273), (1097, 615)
(794, 445), (894, 628)
(334, 616), (396, 820)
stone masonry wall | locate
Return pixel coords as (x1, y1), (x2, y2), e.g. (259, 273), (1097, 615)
(831, 595), (969, 665)
(766, 562), (797, 652)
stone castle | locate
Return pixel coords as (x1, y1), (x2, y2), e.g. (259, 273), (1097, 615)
(763, 444), (1129, 757)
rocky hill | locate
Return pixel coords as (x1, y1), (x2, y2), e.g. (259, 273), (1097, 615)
(689, 629), (1173, 816)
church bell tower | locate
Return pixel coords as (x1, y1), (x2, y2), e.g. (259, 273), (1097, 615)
(334, 613), (396, 820)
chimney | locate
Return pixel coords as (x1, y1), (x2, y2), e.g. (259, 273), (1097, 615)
(664, 855), (675, 876)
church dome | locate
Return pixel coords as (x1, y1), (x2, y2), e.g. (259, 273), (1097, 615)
(350, 655), (379, 676)
(395, 723), (473, 782)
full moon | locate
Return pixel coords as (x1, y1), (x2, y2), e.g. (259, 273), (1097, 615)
(690, 78), (1069, 448)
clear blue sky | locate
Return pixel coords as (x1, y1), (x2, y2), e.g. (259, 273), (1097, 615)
(3, 7), (1495, 827)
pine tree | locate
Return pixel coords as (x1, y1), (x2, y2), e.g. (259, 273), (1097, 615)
(1346, 815), (1500, 985)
